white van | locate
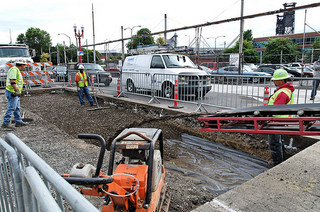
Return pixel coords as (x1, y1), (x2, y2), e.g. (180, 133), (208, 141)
(122, 54), (212, 98)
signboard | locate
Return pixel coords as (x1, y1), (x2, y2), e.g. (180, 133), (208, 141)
(77, 51), (84, 56)
(229, 53), (239, 67)
(118, 60), (122, 68)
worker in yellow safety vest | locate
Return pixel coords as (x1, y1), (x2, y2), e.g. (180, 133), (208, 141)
(2, 59), (29, 129)
(267, 69), (295, 166)
(75, 64), (94, 106)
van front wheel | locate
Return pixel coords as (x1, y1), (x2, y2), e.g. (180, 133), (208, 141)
(162, 82), (174, 99)
(127, 80), (136, 92)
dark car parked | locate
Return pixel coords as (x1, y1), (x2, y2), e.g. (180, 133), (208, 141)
(258, 64), (303, 77)
(67, 63), (112, 86)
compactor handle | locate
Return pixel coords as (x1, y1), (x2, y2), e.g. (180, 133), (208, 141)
(63, 177), (113, 185)
(78, 134), (106, 177)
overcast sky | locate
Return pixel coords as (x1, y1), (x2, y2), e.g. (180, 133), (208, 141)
(1, 0), (319, 52)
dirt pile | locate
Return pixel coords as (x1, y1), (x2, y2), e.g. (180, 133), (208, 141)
(8, 90), (317, 211)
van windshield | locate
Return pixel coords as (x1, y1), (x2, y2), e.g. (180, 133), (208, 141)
(162, 55), (196, 68)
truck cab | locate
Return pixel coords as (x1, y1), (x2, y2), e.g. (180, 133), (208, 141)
(0, 44), (34, 86)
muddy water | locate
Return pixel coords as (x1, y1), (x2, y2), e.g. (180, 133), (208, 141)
(165, 134), (269, 194)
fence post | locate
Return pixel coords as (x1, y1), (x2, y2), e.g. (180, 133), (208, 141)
(264, 86), (270, 105)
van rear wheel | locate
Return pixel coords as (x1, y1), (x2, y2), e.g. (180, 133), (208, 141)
(162, 82), (174, 99)
(127, 80), (136, 92)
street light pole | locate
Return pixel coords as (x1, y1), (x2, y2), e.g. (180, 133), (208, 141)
(73, 25), (84, 63)
(124, 25), (141, 49)
(207, 35), (225, 54)
(58, 33), (72, 62)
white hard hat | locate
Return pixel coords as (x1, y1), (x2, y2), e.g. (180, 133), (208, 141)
(78, 64), (85, 70)
(15, 59), (27, 65)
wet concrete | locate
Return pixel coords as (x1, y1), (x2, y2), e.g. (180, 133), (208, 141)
(165, 134), (269, 194)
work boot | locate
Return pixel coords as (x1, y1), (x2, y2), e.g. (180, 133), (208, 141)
(1, 124), (14, 130)
(310, 97), (315, 100)
(15, 122), (29, 127)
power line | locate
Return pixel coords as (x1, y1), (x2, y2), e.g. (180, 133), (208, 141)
(85, 3), (320, 48)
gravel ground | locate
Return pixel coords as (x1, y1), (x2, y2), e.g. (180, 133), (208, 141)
(0, 89), (317, 211)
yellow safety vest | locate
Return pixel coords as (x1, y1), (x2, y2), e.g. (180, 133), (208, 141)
(76, 71), (88, 87)
(6, 66), (23, 93)
(268, 87), (294, 117)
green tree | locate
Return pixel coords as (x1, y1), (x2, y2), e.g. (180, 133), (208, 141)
(305, 37), (320, 63)
(156, 37), (165, 45)
(40, 53), (50, 62)
(243, 29), (253, 42)
(126, 28), (155, 49)
(224, 40), (259, 63)
(17, 27), (51, 62)
(263, 37), (299, 64)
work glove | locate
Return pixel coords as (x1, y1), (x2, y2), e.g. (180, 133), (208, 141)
(15, 90), (21, 97)
(11, 91), (21, 98)
(77, 87), (80, 92)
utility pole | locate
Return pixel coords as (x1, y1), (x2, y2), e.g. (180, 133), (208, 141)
(302, 9), (307, 64)
(63, 41), (67, 64)
(164, 14), (167, 44)
(121, 26), (125, 65)
(92, 3), (96, 64)
(57, 44), (60, 65)
(238, 0), (244, 75)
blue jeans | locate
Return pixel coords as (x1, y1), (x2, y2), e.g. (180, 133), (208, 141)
(78, 86), (94, 106)
(311, 79), (320, 98)
(268, 134), (285, 166)
(3, 90), (23, 125)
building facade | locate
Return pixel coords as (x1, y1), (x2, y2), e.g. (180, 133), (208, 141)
(253, 31), (320, 53)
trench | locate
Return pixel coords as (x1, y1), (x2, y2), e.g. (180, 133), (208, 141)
(165, 133), (269, 195)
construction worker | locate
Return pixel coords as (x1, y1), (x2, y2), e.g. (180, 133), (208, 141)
(75, 64), (94, 106)
(1, 59), (28, 128)
(268, 69), (295, 166)
(310, 58), (320, 100)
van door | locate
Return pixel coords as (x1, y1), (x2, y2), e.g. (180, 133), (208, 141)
(149, 55), (165, 91)
(134, 55), (150, 90)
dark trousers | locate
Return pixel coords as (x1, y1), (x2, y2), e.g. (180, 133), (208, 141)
(311, 79), (320, 98)
(268, 134), (285, 166)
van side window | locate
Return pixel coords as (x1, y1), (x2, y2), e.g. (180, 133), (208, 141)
(151, 56), (165, 69)
(208, 63), (214, 68)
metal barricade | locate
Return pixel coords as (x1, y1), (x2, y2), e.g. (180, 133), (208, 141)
(119, 72), (318, 111)
(3, 133), (99, 212)
(0, 138), (24, 212)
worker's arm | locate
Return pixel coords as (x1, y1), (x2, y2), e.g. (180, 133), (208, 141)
(10, 79), (18, 91)
(75, 74), (79, 87)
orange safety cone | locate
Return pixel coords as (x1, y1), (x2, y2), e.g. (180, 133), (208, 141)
(117, 77), (121, 96)
(168, 80), (183, 109)
(68, 74), (72, 87)
(91, 75), (95, 92)
(264, 86), (270, 105)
